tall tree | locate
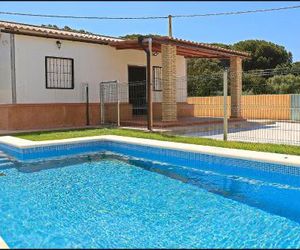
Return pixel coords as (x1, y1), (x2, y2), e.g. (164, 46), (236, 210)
(187, 40), (294, 96)
(233, 40), (292, 71)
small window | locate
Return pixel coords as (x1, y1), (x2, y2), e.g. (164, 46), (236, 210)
(153, 66), (162, 91)
(45, 57), (74, 89)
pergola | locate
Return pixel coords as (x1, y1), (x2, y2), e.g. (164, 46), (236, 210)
(109, 36), (250, 127)
(110, 36), (249, 59)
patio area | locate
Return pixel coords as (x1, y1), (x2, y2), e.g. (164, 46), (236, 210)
(109, 36), (250, 129)
(120, 116), (244, 128)
(170, 119), (300, 146)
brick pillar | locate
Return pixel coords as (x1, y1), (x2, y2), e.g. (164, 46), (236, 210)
(230, 56), (242, 118)
(162, 44), (177, 121)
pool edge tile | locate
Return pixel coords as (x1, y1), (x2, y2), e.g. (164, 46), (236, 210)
(0, 135), (299, 167)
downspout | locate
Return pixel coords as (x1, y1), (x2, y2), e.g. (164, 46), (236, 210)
(10, 33), (17, 104)
(138, 36), (153, 131)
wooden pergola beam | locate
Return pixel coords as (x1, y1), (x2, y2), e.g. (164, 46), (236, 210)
(152, 36), (250, 58)
(110, 37), (250, 59)
(113, 43), (230, 58)
(176, 47), (223, 58)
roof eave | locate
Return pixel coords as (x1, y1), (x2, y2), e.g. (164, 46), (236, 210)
(0, 28), (112, 45)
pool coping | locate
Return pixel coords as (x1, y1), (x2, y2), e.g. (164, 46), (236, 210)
(0, 236), (8, 249)
(0, 135), (299, 167)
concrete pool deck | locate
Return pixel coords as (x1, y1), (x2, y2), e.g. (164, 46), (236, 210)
(173, 121), (300, 146)
(0, 135), (300, 167)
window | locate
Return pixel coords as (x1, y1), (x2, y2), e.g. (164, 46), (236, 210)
(45, 57), (74, 89)
(153, 66), (162, 91)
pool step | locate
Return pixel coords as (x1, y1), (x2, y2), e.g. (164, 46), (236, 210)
(0, 162), (13, 167)
(0, 151), (14, 168)
(0, 152), (9, 158)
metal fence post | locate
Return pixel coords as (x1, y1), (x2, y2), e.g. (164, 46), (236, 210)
(147, 38), (153, 131)
(100, 83), (105, 125)
(223, 69), (228, 141)
(116, 81), (120, 127)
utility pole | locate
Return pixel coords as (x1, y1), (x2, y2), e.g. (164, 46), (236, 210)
(168, 15), (172, 37)
(147, 38), (153, 131)
(223, 69), (228, 141)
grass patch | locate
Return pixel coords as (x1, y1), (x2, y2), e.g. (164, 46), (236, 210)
(15, 127), (300, 156)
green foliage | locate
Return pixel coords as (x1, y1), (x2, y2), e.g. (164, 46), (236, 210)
(210, 43), (233, 50)
(267, 74), (300, 94)
(233, 40), (292, 71)
(274, 62), (300, 76)
(187, 59), (223, 96)
(293, 62), (300, 70)
(41, 24), (94, 35)
(242, 74), (271, 95)
(188, 39), (295, 96)
(119, 34), (162, 39)
(41, 24), (59, 29)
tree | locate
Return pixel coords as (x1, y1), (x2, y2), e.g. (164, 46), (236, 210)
(242, 74), (270, 95)
(187, 59), (223, 96)
(274, 62), (300, 76)
(210, 43), (233, 50)
(233, 40), (292, 71)
(187, 42), (235, 96)
(41, 24), (94, 35)
(187, 40), (294, 96)
(267, 74), (300, 94)
(41, 24), (59, 29)
(119, 34), (162, 39)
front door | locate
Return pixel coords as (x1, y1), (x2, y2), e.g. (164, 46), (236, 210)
(128, 66), (147, 115)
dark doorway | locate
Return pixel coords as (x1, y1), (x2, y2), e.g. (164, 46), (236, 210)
(128, 66), (147, 115)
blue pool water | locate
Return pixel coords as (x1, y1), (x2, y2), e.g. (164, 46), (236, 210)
(1, 151), (300, 248)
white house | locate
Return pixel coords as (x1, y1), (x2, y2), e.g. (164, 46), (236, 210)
(0, 20), (249, 131)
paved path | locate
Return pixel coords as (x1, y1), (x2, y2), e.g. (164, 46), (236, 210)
(183, 121), (300, 146)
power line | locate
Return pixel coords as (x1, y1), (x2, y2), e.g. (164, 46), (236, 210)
(0, 5), (299, 20)
(173, 5), (300, 18)
(0, 11), (166, 20)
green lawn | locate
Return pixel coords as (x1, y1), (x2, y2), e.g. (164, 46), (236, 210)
(15, 127), (300, 156)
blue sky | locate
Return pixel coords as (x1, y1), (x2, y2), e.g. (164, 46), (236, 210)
(1, 1), (300, 61)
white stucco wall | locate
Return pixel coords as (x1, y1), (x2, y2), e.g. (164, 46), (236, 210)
(0, 32), (12, 104)
(10, 34), (187, 104)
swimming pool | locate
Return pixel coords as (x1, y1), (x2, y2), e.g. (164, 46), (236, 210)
(0, 136), (300, 248)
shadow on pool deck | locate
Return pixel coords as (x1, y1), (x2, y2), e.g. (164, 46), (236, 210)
(121, 116), (244, 128)
(165, 118), (277, 135)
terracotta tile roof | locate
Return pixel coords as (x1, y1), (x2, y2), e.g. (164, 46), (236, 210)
(154, 36), (250, 58)
(110, 36), (250, 58)
(0, 20), (123, 43)
(0, 20), (250, 58)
